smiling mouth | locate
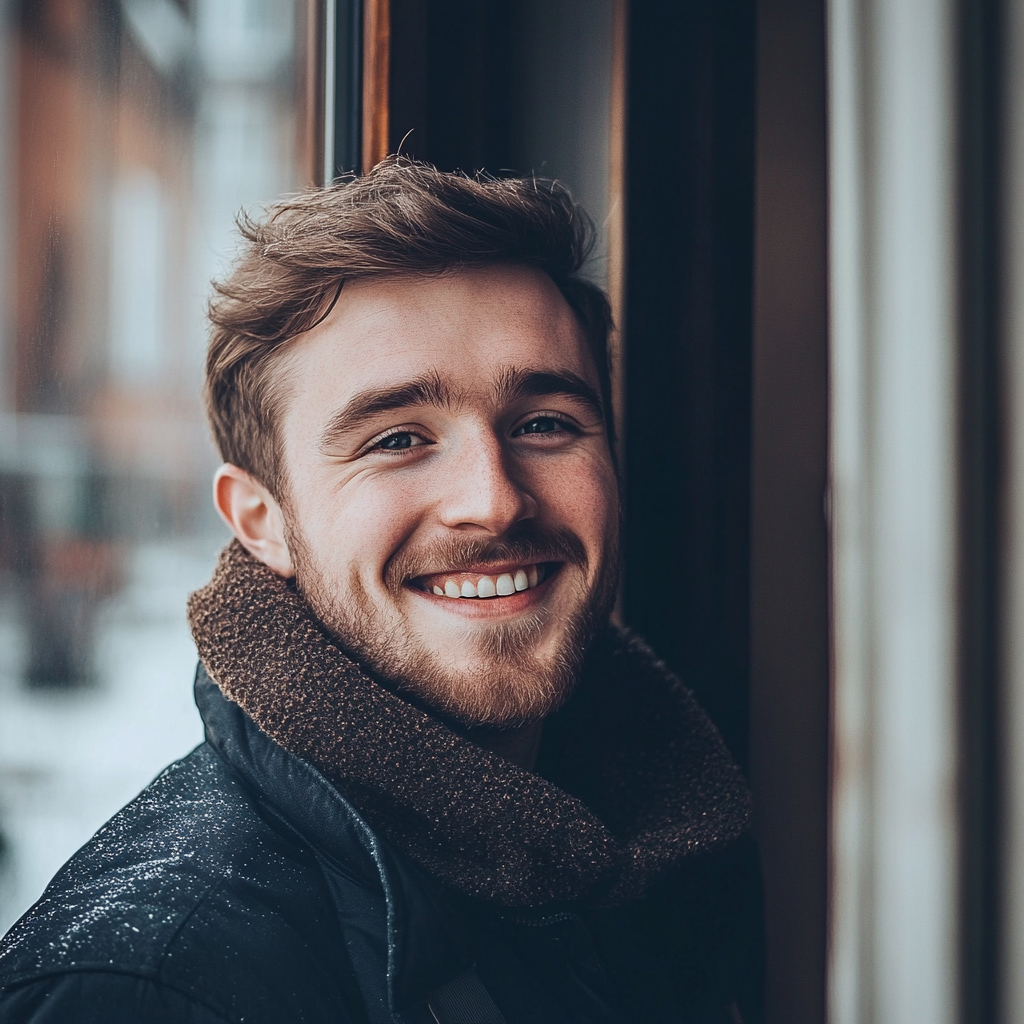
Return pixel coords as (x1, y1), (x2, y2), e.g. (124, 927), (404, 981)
(415, 562), (551, 600)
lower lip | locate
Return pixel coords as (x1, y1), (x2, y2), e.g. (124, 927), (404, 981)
(408, 567), (558, 617)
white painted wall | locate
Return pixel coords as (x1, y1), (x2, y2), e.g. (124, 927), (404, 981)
(828, 0), (960, 1020)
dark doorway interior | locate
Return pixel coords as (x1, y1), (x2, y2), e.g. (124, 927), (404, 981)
(384, 0), (757, 776)
(339, 3), (834, 1022)
(621, 1), (756, 772)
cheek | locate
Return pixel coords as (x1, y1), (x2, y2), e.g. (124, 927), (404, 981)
(292, 473), (426, 581)
(532, 451), (618, 541)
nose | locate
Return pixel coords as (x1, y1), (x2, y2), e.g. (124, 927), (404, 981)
(435, 431), (537, 535)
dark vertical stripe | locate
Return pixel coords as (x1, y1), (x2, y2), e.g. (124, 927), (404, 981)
(333, 0), (363, 176)
(622, 0), (756, 771)
(749, 0), (829, 1020)
(958, 0), (1002, 1017)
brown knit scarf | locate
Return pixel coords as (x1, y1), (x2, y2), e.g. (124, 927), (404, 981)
(187, 541), (751, 908)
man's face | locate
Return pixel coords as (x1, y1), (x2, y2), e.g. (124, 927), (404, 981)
(274, 265), (619, 726)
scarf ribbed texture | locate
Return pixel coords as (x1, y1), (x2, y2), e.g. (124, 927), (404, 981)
(187, 541), (750, 907)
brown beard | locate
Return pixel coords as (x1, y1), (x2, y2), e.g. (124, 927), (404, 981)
(284, 519), (619, 727)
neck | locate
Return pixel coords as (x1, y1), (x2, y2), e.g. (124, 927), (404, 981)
(464, 720), (544, 771)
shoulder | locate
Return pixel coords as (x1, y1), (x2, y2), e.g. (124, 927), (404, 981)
(0, 745), (352, 1023)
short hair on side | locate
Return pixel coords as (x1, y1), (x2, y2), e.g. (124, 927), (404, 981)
(204, 155), (614, 498)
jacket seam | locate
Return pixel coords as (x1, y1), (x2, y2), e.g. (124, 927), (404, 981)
(153, 875), (231, 977)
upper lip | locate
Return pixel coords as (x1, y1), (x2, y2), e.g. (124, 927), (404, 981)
(414, 560), (545, 578)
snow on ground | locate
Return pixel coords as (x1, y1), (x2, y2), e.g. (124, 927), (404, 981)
(0, 540), (224, 934)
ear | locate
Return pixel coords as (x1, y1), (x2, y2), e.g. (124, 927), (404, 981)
(213, 464), (295, 577)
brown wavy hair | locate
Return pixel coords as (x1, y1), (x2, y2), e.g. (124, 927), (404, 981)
(205, 155), (613, 498)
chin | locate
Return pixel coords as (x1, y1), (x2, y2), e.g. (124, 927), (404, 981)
(401, 658), (574, 728)
(397, 619), (584, 727)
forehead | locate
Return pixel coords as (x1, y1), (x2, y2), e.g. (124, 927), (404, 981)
(277, 265), (596, 408)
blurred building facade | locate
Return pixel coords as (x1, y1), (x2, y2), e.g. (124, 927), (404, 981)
(0, 0), (304, 685)
(0, 0), (310, 931)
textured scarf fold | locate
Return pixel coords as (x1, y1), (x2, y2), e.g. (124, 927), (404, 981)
(187, 541), (750, 907)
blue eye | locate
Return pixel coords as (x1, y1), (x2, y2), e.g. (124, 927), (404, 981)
(376, 432), (415, 450)
(515, 417), (563, 436)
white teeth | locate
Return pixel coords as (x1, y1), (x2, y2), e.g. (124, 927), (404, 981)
(429, 565), (544, 599)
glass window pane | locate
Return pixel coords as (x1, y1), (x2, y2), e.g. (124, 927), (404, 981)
(0, 0), (313, 931)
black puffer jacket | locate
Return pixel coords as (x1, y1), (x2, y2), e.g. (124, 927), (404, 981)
(0, 669), (763, 1023)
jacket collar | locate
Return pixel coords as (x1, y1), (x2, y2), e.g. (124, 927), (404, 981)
(188, 542), (751, 909)
(195, 665), (468, 1013)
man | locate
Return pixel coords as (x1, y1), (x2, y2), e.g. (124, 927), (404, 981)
(0, 157), (762, 1023)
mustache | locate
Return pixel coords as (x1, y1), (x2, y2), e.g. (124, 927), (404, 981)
(384, 522), (589, 589)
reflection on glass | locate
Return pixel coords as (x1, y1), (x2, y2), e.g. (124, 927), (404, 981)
(0, 0), (310, 931)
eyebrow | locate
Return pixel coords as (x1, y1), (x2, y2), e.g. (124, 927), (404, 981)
(318, 370), (455, 450)
(492, 366), (605, 420)
(317, 365), (604, 452)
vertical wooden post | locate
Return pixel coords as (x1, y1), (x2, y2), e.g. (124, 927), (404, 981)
(607, 0), (628, 465)
(750, 0), (829, 1019)
(298, 0), (327, 186)
(362, 0), (390, 173)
